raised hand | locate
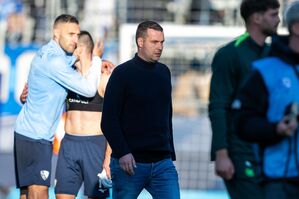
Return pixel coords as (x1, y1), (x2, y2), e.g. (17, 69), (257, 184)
(93, 38), (104, 58)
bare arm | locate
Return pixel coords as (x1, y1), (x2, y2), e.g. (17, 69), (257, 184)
(93, 38), (104, 58)
(103, 143), (112, 179)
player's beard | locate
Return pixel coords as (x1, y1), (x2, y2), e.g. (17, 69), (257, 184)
(262, 25), (278, 37)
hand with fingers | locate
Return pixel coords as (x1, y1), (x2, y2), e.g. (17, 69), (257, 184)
(277, 115), (298, 137)
(93, 38), (104, 58)
(119, 153), (137, 176)
(103, 158), (111, 179)
(20, 83), (28, 104)
(215, 149), (235, 180)
(101, 60), (115, 74)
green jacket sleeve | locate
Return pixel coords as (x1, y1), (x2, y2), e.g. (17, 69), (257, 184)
(209, 44), (238, 160)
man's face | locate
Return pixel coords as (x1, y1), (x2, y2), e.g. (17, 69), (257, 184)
(260, 8), (280, 36)
(73, 41), (84, 60)
(291, 21), (299, 36)
(55, 22), (80, 54)
(73, 40), (86, 69)
(138, 28), (164, 62)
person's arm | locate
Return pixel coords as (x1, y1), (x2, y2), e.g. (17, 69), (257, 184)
(100, 65), (114, 179)
(93, 38), (104, 58)
(209, 47), (236, 160)
(101, 67), (130, 158)
(102, 143), (112, 179)
(99, 60), (115, 97)
(19, 83), (28, 104)
(93, 38), (115, 74)
(101, 67), (137, 175)
(167, 68), (176, 161)
(47, 55), (101, 97)
(86, 56), (102, 87)
(209, 47), (237, 179)
(99, 73), (110, 97)
(169, 100), (176, 161)
(232, 70), (284, 144)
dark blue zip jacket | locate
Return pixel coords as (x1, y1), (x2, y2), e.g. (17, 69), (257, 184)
(232, 35), (299, 179)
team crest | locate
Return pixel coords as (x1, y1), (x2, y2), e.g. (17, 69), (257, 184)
(40, 170), (49, 181)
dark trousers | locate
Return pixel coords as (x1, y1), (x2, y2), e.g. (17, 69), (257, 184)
(224, 154), (264, 199)
(225, 177), (264, 199)
(264, 181), (299, 199)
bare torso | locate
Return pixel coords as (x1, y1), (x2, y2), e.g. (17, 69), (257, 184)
(65, 109), (102, 135)
(64, 73), (110, 136)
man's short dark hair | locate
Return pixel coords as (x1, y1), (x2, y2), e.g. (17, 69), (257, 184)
(53, 14), (79, 28)
(240, 0), (280, 23)
(79, 30), (94, 54)
(135, 21), (163, 47)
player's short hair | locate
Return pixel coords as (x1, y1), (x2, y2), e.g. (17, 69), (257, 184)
(135, 20), (163, 47)
(53, 14), (79, 28)
(240, 0), (280, 23)
(78, 30), (94, 54)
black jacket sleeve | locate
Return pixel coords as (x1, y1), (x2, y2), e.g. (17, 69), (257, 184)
(101, 67), (131, 158)
(232, 70), (284, 145)
(169, 100), (176, 161)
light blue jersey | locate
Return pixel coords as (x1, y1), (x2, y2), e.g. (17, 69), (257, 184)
(15, 39), (101, 141)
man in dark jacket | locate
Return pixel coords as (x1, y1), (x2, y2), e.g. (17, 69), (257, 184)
(101, 21), (179, 199)
(232, 1), (299, 198)
(209, 0), (280, 198)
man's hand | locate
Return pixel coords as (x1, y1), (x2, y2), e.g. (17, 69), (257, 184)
(103, 157), (111, 179)
(101, 60), (115, 74)
(119, 153), (136, 176)
(277, 115), (298, 137)
(93, 38), (104, 58)
(20, 83), (28, 104)
(215, 149), (235, 180)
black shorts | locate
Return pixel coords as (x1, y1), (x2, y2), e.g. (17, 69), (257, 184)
(55, 133), (109, 198)
(14, 132), (53, 188)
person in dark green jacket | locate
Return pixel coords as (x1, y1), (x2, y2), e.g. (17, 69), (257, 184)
(209, 0), (280, 198)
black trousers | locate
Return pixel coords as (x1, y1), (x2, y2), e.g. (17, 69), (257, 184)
(264, 181), (299, 199)
(224, 154), (264, 199)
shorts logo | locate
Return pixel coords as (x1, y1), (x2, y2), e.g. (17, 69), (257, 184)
(40, 170), (49, 181)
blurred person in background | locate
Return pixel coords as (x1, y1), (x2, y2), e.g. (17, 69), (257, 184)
(0, 0), (23, 48)
(14, 14), (101, 199)
(5, 7), (24, 45)
(232, 1), (299, 198)
(101, 20), (180, 199)
(209, 0), (280, 198)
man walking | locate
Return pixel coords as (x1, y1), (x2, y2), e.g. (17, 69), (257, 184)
(101, 21), (180, 199)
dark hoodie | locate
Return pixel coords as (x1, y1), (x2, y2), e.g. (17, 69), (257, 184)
(232, 35), (299, 146)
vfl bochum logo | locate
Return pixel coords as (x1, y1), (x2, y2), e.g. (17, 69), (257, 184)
(282, 77), (291, 88)
(40, 170), (50, 181)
